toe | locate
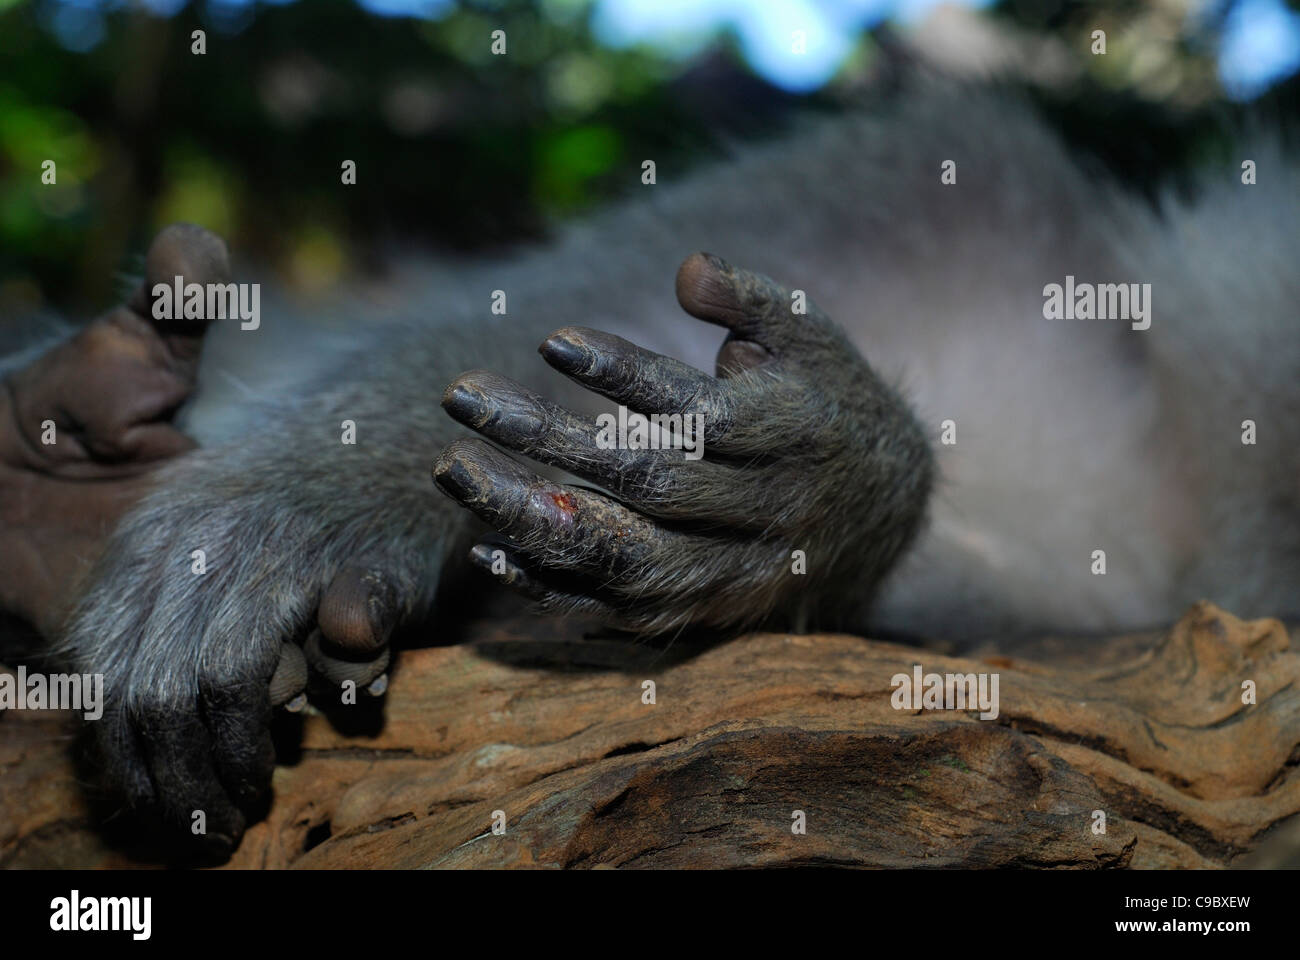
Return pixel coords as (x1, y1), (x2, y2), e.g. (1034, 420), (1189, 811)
(268, 641), (308, 708)
(318, 563), (400, 658)
(132, 223), (232, 359)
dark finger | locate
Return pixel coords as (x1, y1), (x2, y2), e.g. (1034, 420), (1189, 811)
(433, 437), (675, 577)
(94, 706), (156, 808)
(467, 541), (625, 621)
(675, 252), (834, 359)
(537, 326), (804, 455)
(539, 326), (730, 423)
(203, 679), (276, 811)
(443, 370), (753, 520)
(139, 709), (246, 856)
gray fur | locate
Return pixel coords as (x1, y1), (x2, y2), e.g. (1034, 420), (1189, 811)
(18, 84), (1299, 846)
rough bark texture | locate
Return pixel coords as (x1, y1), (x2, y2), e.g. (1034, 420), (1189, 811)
(2, 602), (1298, 869)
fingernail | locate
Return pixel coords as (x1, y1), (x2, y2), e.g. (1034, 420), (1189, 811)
(442, 382), (487, 426)
(366, 674), (389, 697)
(284, 693), (307, 713)
(433, 453), (480, 501)
(540, 335), (590, 373)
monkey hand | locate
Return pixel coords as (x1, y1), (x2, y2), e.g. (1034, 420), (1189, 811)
(435, 252), (934, 636)
(58, 441), (424, 858)
(55, 373), (433, 861)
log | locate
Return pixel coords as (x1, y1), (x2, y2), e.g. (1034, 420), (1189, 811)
(2, 602), (1298, 869)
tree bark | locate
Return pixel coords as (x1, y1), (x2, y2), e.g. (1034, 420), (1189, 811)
(2, 602), (1297, 868)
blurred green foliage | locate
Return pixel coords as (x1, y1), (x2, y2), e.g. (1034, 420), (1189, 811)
(0, 0), (1294, 318)
(1, 0), (796, 312)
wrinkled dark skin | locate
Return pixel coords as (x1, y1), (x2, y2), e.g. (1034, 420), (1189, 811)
(435, 253), (932, 634)
(14, 238), (928, 860)
(2, 225), (395, 858)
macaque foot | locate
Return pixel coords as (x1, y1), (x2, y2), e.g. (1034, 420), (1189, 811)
(61, 447), (417, 857)
(435, 252), (934, 636)
(72, 532), (402, 857)
(0, 224), (229, 636)
(276, 563), (398, 711)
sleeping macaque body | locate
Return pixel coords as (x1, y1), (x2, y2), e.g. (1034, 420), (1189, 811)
(3, 83), (1297, 855)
